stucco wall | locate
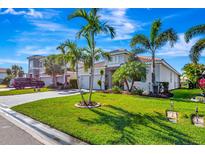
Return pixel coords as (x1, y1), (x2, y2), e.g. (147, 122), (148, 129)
(159, 64), (180, 90)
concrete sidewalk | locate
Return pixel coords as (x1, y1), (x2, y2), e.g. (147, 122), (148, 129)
(0, 89), (80, 107)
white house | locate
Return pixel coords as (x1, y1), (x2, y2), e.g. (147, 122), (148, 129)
(27, 55), (76, 86)
(78, 49), (180, 93)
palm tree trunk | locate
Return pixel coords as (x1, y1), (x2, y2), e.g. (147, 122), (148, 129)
(88, 32), (95, 105)
(63, 57), (67, 87)
(88, 57), (94, 104)
(151, 50), (156, 93)
(76, 62), (87, 105)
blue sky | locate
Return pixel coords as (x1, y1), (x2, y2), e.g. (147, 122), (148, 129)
(0, 8), (205, 73)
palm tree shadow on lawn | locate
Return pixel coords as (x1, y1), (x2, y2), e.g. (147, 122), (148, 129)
(78, 105), (198, 145)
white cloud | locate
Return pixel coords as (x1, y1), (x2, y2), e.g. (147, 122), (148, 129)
(16, 46), (58, 56)
(99, 8), (147, 41)
(0, 59), (27, 64)
(29, 20), (69, 32)
(0, 8), (43, 18)
(157, 33), (205, 57)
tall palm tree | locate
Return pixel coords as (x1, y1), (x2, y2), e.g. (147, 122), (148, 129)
(64, 40), (87, 104)
(185, 24), (205, 64)
(44, 55), (64, 87)
(57, 43), (68, 87)
(68, 8), (116, 104)
(130, 19), (178, 94)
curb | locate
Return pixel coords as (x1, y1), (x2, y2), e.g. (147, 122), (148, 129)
(0, 105), (88, 145)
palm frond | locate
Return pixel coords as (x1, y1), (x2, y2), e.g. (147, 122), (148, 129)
(68, 9), (90, 21)
(100, 22), (116, 39)
(150, 19), (162, 46)
(130, 34), (150, 49)
(155, 28), (178, 48)
(185, 24), (205, 43)
(189, 38), (205, 63)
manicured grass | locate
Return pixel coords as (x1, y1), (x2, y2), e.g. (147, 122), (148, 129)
(0, 87), (51, 96)
(12, 93), (205, 145)
(171, 88), (202, 102)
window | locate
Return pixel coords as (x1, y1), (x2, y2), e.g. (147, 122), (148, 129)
(170, 72), (172, 83)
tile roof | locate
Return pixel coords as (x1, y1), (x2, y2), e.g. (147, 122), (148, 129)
(136, 56), (161, 63)
(0, 68), (7, 73)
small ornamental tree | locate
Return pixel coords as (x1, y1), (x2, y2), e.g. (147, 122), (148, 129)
(182, 63), (205, 88)
(112, 61), (146, 92)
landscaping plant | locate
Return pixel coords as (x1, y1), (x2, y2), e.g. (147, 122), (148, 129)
(112, 61), (146, 92)
(130, 19), (178, 94)
(185, 24), (205, 64)
(68, 8), (116, 105)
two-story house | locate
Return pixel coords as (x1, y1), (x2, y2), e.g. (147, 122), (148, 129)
(27, 55), (76, 86)
(78, 49), (180, 93)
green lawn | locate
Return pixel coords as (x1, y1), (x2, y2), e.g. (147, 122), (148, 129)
(0, 87), (51, 96)
(171, 88), (202, 102)
(12, 92), (205, 145)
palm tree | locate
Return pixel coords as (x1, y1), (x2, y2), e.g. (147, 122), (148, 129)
(7, 65), (24, 77)
(64, 40), (87, 104)
(130, 19), (178, 94)
(68, 8), (116, 104)
(44, 55), (64, 87)
(185, 24), (205, 64)
(82, 34), (111, 104)
(57, 43), (68, 87)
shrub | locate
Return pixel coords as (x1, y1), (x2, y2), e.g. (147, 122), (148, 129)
(162, 82), (169, 93)
(2, 75), (13, 86)
(69, 79), (78, 89)
(97, 80), (102, 89)
(131, 88), (144, 95)
(112, 86), (121, 94)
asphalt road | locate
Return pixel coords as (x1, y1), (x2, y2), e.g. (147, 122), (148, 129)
(0, 115), (41, 145)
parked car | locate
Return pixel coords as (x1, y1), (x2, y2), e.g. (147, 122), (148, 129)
(10, 77), (45, 89)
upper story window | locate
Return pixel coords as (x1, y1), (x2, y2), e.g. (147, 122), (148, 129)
(109, 55), (125, 64)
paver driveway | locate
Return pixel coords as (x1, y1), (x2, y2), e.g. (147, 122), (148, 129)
(0, 115), (41, 145)
(0, 89), (80, 107)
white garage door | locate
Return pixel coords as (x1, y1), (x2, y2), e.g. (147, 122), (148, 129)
(80, 75), (101, 90)
(80, 75), (90, 89)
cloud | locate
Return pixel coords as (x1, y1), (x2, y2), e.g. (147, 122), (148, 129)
(99, 8), (147, 41)
(0, 8), (43, 18)
(157, 33), (204, 57)
(0, 59), (27, 64)
(16, 46), (58, 56)
(29, 20), (70, 32)
(162, 13), (179, 21)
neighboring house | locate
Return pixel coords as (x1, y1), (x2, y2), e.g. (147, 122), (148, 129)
(27, 55), (76, 86)
(0, 68), (7, 83)
(78, 49), (180, 93)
